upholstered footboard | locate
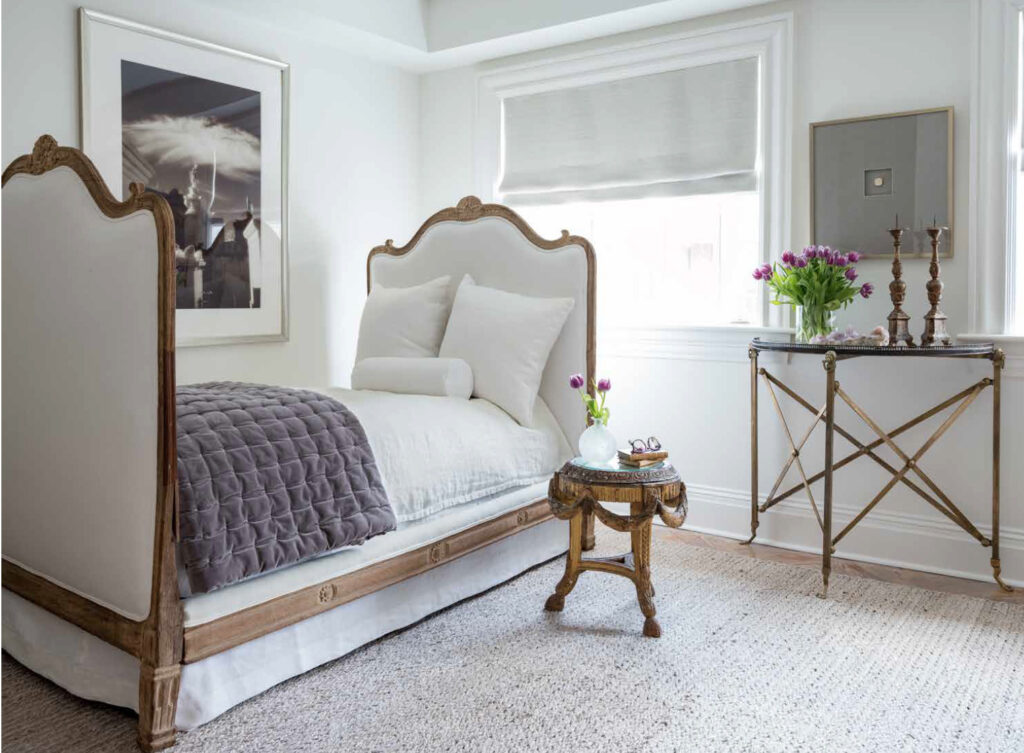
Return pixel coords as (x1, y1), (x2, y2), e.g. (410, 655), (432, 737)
(1, 137), (182, 750)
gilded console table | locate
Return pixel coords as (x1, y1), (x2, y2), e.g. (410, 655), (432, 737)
(544, 459), (687, 637)
(747, 338), (1008, 598)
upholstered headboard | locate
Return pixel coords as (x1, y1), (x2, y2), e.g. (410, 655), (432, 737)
(367, 197), (595, 445)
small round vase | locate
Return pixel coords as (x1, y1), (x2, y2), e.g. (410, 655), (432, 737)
(579, 422), (617, 465)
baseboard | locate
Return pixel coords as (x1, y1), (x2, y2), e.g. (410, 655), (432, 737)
(667, 483), (1024, 588)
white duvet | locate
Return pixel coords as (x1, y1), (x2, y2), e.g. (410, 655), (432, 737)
(319, 388), (573, 523)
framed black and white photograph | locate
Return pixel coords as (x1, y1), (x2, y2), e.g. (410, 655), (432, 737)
(80, 9), (289, 346)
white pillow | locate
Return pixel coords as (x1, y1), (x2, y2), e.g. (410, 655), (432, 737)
(439, 276), (574, 426)
(355, 275), (452, 361)
(351, 357), (474, 399)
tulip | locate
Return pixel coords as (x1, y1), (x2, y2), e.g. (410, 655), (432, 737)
(845, 267), (858, 281)
(752, 268), (763, 280)
(568, 373), (585, 389)
(794, 257), (807, 268)
(597, 378), (611, 392)
(781, 251), (795, 265)
(859, 282), (874, 298)
(847, 251), (861, 262)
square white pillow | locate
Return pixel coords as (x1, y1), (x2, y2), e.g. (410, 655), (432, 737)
(355, 275), (452, 361)
(439, 276), (574, 426)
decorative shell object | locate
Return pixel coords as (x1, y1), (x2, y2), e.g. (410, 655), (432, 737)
(809, 325), (889, 347)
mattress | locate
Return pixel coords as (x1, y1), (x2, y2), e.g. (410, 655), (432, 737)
(176, 389), (571, 598)
(184, 479), (554, 626)
(328, 388), (572, 523)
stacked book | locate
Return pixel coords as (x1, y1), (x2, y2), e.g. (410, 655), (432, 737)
(617, 449), (668, 468)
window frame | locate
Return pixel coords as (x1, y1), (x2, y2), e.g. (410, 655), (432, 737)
(965, 0), (1024, 342)
(474, 13), (793, 333)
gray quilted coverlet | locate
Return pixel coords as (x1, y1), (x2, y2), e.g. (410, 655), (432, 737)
(176, 383), (395, 595)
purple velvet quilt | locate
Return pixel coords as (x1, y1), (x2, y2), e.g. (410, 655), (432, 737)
(176, 383), (394, 595)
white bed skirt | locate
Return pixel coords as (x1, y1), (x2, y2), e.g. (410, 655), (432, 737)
(2, 518), (566, 730)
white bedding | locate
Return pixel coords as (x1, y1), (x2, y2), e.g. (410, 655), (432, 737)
(327, 388), (572, 522)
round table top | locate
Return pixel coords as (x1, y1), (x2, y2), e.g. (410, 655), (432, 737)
(560, 457), (681, 487)
(750, 337), (995, 358)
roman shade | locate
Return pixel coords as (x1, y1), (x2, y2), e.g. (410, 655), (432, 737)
(498, 57), (759, 204)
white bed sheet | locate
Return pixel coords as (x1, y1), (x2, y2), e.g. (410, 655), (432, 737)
(330, 388), (571, 523)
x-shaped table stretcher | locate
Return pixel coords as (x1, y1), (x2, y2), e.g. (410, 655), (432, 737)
(746, 342), (1010, 598)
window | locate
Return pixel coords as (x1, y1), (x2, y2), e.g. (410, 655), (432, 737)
(1014, 8), (1024, 332)
(513, 193), (760, 328)
(477, 16), (791, 332)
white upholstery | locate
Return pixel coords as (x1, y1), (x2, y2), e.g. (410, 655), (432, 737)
(350, 357), (474, 398)
(355, 275), (454, 361)
(1, 167), (159, 621)
(369, 216), (589, 444)
(439, 276), (575, 426)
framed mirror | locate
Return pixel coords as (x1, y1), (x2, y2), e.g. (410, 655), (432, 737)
(811, 107), (953, 259)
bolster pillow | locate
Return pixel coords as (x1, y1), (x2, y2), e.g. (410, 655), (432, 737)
(351, 357), (474, 399)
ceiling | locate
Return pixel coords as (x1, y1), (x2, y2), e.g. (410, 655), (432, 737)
(208, 0), (776, 71)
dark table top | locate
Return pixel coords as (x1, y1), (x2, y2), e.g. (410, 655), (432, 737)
(750, 337), (996, 358)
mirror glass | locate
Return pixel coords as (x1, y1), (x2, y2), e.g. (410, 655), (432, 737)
(812, 109), (952, 258)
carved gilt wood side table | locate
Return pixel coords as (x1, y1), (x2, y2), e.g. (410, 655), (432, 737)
(543, 458), (687, 637)
(748, 338), (1008, 599)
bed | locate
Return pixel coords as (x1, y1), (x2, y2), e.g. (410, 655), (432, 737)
(0, 136), (595, 750)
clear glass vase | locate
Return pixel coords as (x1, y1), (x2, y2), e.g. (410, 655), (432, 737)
(795, 304), (836, 343)
(579, 421), (617, 465)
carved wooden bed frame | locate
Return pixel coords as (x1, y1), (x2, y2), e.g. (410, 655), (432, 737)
(1, 137), (595, 751)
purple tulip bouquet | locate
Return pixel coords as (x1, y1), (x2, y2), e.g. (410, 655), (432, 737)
(569, 373), (611, 425)
(752, 246), (874, 342)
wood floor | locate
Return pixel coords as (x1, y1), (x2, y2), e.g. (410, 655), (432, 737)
(657, 527), (1024, 603)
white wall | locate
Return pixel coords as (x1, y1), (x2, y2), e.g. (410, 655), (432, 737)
(418, 0), (1024, 586)
(2, 0), (420, 387)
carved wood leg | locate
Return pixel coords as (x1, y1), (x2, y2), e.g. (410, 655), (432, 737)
(545, 504), (584, 612)
(582, 507), (596, 551)
(631, 498), (659, 638)
(138, 663), (181, 751)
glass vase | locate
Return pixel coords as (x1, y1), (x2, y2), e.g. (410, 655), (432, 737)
(795, 304), (836, 343)
(579, 421), (617, 465)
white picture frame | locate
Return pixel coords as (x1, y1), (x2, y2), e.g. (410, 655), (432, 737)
(80, 8), (290, 346)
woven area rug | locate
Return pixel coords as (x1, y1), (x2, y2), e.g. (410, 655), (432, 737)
(4, 530), (1024, 752)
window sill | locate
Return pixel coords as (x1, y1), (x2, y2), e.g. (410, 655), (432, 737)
(957, 333), (1024, 357)
(600, 324), (794, 361)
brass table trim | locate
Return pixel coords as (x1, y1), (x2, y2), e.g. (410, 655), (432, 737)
(748, 343), (1009, 597)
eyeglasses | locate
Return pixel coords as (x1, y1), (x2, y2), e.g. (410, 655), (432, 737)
(628, 436), (662, 454)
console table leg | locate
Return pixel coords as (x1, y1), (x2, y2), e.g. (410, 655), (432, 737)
(744, 347), (760, 545)
(819, 351), (837, 599)
(991, 350), (1012, 592)
(545, 505), (583, 611)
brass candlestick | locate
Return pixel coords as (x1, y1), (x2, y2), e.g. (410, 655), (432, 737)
(886, 223), (913, 347)
(921, 224), (951, 347)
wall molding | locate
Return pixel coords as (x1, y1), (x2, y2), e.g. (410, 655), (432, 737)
(601, 325), (1024, 376)
(600, 325), (791, 363)
(675, 482), (1024, 588)
(967, 0), (1024, 334)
